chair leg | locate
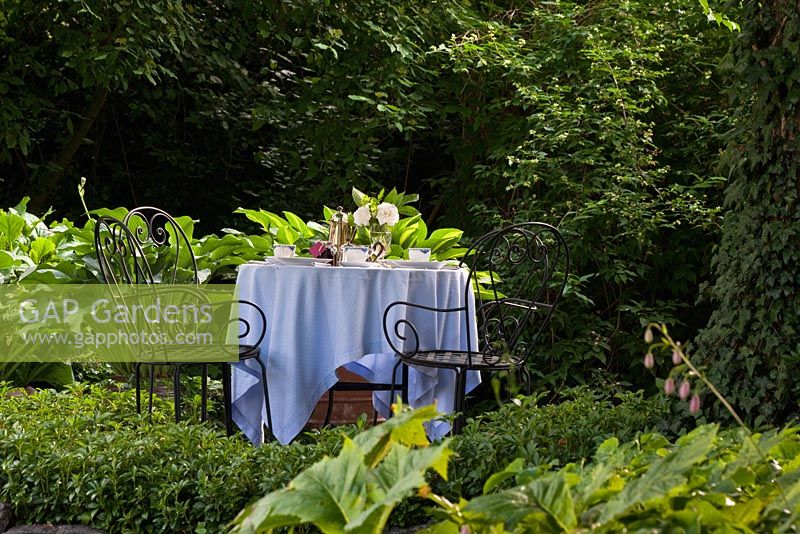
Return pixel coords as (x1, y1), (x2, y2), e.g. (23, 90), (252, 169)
(255, 355), (273, 442)
(324, 389), (335, 427)
(452, 369), (467, 435)
(173, 364), (181, 423)
(521, 366), (532, 396)
(148, 364), (155, 421)
(222, 363), (233, 436)
(389, 359), (402, 410)
(134, 363), (142, 414)
(401, 363), (409, 405)
(201, 364), (208, 422)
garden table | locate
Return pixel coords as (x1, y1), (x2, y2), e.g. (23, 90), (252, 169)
(231, 260), (480, 445)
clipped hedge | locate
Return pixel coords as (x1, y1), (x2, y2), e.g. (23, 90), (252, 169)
(445, 388), (673, 499)
(0, 385), (670, 532)
(0, 384), (346, 533)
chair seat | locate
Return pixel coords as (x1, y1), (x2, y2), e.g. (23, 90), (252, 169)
(399, 350), (523, 370)
(239, 344), (260, 360)
(141, 343), (260, 365)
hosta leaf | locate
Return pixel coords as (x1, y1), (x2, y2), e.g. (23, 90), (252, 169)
(283, 211), (313, 237)
(352, 187), (369, 207)
(18, 268), (72, 283)
(0, 211), (26, 250)
(307, 221), (328, 235)
(399, 227), (418, 249)
(235, 208), (288, 232)
(275, 225), (300, 245)
(29, 237), (56, 264)
(89, 207), (129, 220)
(0, 250), (16, 269)
(434, 247), (467, 261)
(420, 229), (463, 254)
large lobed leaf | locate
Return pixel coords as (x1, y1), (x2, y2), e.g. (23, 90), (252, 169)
(230, 405), (451, 534)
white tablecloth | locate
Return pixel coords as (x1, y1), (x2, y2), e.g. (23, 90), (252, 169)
(232, 262), (480, 445)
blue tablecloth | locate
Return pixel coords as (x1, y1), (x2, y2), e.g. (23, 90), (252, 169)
(232, 261), (480, 445)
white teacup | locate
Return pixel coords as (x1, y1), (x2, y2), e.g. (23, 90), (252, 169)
(342, 245), (370, 263)
(408, 247), (432, 261)
(273, 244), (296, 258)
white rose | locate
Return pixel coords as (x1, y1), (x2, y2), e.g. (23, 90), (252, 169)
(353, 205), (372, 227)
(376, 202), (399, 227)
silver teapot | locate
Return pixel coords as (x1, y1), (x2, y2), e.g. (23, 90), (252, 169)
(328, 207), (353, 265)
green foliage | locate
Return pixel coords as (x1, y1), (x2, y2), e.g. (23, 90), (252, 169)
(0, 383), (347, 533)
(695, 2), (800, 426)
(235, 188), (467, 261)
(440, 388), (672, 500)
(0, 0), (740, 400)
(0, 382), (674, 532)
(427, 424), (800, 532)
(416, 0), (735, 395)
(0, 0), (197, 206)
(230, 405), (451, 534)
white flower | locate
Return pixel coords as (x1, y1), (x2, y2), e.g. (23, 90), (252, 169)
(376, 202), (399, 227)
(353, 205), (372, 227)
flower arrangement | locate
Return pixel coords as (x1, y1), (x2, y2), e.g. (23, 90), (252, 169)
(352, 190), (400, 233)
(350, 188), (401, 259)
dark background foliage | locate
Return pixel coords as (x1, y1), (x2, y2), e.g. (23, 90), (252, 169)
(6, 0), (796, 425)
(695, 0), (800, 427)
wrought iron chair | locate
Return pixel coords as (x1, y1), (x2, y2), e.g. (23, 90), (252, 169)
(93, 208), (273, 437)
(382, 222), (569, 434)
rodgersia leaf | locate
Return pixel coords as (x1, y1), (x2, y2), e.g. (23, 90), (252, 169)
(230, 437), (369, 533)
(598, 424), (718, 523)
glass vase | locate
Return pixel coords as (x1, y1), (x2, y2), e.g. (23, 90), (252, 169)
(369, 229), (392, 260)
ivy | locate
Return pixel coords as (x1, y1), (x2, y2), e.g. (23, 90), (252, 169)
(695, 1), (800, 426)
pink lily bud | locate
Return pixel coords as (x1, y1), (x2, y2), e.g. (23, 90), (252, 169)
(664, 378), (675, 395)
(679, 380), (691, 400)
(672, 349), (682, 365)
(644, 351), (655, 369)
(644, 328), (654, 344)
(689, 394), (701, 414)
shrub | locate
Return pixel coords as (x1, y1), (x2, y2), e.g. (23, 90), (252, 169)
(0, 384), (346, 533)
(431, 424), (800, 531)
(0, 384), (670, 532)
(440, 387), (672, 499)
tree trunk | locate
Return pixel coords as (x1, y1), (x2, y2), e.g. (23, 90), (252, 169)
(29, 86), (110, 213)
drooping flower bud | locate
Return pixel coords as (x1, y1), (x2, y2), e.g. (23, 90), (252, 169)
(664, 378), (675, 395)
(644, 351), (655, 369)
(644, 328), (654, 344)
(672, 349), (682, 365)
(679, 380), (691, 400)
(689, 394), (701, 414)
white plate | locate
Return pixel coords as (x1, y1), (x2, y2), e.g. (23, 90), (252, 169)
(271, 257), (326, 266)
(339, 261), (381, 268)
(388, 260), (448, 269)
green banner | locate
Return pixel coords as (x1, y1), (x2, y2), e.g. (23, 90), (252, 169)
(0, 284), (246, 362)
